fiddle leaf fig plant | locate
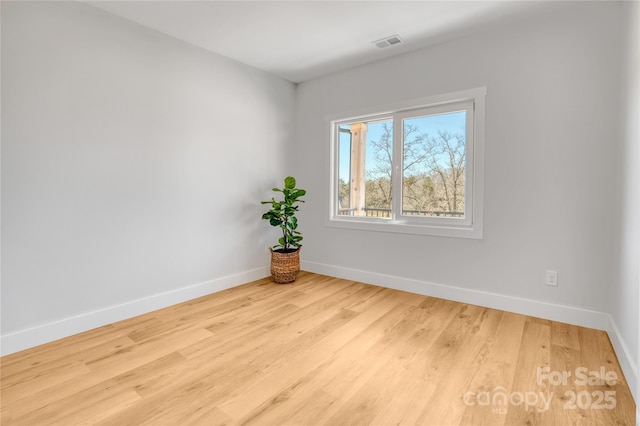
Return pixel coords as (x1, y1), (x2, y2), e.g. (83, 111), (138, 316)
(261, 176), (306, 252)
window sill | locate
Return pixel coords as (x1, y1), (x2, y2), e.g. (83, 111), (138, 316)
(326, 217), (483, 239)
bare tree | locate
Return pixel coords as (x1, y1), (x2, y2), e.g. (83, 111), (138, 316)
(419, 130), (466, 214)
(338, 178), (350, 211)
(365, 122), (393, 209)
(366, 124), (466, 216)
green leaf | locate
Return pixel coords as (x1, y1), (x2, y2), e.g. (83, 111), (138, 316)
(284, 176), (296, 189)
(291, 189), (306, 200)
(270, 218), (282, 226)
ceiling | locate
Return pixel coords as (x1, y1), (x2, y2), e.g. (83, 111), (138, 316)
(87, 1), (570, 83)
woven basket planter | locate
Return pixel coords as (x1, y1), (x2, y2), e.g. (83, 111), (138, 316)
(269, 247), (301, 284)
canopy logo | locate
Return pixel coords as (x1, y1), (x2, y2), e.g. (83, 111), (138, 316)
(463, 366), (618, 414)
(462, 386), (552, 413)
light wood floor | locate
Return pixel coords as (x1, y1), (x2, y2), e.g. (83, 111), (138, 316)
(1, 272), (635, 425)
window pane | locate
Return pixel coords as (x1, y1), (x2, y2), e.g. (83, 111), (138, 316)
(402, 111), (466, 218)
(338, 127), (351, 215)
(365, 120), (392, 217)
(337, 119), (392, 218)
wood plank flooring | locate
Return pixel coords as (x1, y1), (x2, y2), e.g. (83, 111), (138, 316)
(1, 272), (636, 425)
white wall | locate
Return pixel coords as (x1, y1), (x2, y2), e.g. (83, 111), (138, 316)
(1, 1), (296, 353)
(296, 2), (621, 312)
(296, 1), (635, 391)
(616, 0), (640, 417)
(612, 0), (640, 407)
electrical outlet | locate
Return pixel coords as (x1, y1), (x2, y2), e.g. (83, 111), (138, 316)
(545, 270), (558, 286)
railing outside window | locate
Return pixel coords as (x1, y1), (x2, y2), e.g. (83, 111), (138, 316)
(338, 208), (463, 218)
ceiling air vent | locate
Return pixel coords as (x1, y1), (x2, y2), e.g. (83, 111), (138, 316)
(373, 34), (403, 49)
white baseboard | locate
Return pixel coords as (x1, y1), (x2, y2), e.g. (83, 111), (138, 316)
(607, 315), (639, 403)
(0, 267), (269, 356)
(302, 260), (638, 404)
(302, 260), (608, 329)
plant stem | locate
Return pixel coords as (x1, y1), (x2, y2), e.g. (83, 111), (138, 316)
(282, 216), (288, 250)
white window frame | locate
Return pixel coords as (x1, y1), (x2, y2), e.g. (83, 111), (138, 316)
(327, 87), (486, 239)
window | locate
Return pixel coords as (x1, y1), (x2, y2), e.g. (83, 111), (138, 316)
(328, 88), (485, 239)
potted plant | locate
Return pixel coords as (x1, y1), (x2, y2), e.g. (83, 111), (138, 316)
(261, 176), (306, 283)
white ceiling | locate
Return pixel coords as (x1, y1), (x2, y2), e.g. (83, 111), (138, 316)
(87, 1), (570, 83)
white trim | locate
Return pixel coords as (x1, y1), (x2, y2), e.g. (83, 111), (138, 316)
(0, 267), (269, 356)
(395, 101), (475, 228)
(607, 315), (639, 403)
(302, 260), (608, 329)
(325, 87), (487, 124)
(326, 87), (486, 240)
(323, 217), (481, 239)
